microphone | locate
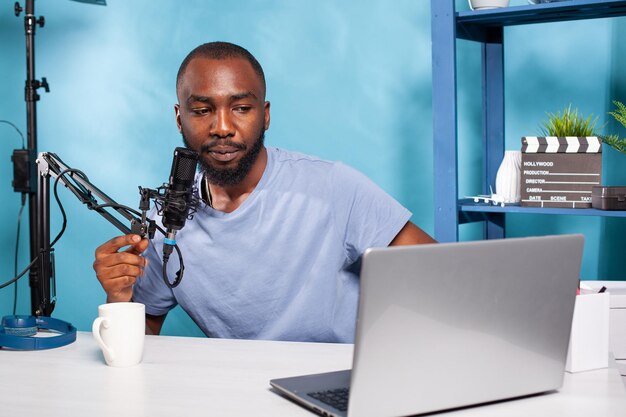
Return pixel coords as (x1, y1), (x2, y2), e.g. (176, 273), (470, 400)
(161, 147), (199, 260)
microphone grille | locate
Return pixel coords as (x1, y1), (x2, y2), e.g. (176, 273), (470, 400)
(171, 147), (199, 182)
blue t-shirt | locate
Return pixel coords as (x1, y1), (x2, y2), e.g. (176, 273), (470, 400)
(132, 147), (411, 343)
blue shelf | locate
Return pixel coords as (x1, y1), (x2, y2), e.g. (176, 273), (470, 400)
(459, 200), (626, 217)
(431, 0), (626, 241)
(457, 0), (626, 41)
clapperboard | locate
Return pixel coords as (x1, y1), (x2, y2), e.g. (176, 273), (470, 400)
(520, 136), (602, 208)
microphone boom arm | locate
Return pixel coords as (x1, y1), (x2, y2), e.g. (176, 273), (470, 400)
(34, 152), (156, 316)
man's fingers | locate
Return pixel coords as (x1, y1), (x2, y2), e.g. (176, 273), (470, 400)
(95, 234), (142, 259)
(102, 275), (138, 294)
(93, 235), (149, 303)
(124, 237), (149, 255)
(97, 263), (146, 281)
(94, 251), (146, 270)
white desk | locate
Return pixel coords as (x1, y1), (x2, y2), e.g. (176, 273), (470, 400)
(1, 332), (625, 417)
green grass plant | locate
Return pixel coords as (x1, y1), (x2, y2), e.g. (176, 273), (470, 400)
(539, 104), (601, 137)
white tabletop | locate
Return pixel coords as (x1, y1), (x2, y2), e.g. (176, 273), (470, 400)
(1, 332), (625, 417)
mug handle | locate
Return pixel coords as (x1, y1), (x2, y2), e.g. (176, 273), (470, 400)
(92, 317), (115, 363)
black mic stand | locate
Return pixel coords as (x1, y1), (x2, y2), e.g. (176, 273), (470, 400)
(36, 151), (188, 302)
(37, 152), (156, 239)
(34, 152), (157, 318)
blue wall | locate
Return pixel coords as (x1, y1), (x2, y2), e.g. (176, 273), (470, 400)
(0, 0), (624, 336)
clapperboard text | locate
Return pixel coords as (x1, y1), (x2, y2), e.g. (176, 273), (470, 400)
(520, 137), (602, 208)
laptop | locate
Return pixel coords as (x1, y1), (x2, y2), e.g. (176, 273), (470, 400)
(270, 234), (584, 417)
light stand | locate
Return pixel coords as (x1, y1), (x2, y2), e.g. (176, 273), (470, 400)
(12, 0), (105, 316)
(14, 0), (51, 316)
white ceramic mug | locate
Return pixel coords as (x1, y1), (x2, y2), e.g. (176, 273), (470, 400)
(92, 302), (145, 367)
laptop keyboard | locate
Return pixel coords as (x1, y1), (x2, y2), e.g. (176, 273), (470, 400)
(308, 388), (350, 412)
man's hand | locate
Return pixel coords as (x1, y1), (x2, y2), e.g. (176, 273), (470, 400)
(93, 234), (149, 303)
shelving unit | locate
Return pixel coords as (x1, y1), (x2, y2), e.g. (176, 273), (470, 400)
(431, 0), (626, 242)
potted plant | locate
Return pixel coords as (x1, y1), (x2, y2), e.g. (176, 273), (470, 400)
(601, 100), (626, 154)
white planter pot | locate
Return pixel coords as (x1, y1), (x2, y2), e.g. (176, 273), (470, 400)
(495, 150), (522, 204)
(468, 0), (510, 10)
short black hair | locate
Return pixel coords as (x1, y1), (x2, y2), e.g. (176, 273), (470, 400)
(176, 42), (265, 92)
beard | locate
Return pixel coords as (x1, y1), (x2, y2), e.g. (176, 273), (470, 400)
(182, 130), (265, 187)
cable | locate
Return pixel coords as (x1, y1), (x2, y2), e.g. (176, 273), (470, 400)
(0, 257), (38, 290)
(0, 119), (26, 148)
(13, 194), (27, 315)
(152, 222), (184, 289)
(50, 169), (74, 247)
(50, 167), (116, 247)
(0, 119), (27, 308)
(0, 170), (80, 290)
(91, 203), (142, 217)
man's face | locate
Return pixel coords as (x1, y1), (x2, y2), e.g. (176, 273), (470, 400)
(175, 57), (270, 186)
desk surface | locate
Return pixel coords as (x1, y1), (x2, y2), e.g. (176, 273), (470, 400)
(1, 332), (625, 417)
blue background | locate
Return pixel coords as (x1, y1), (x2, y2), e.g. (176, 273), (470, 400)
(0, 0), (625, 337)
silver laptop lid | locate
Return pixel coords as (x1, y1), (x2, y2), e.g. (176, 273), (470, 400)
(348, 234), (583, 417)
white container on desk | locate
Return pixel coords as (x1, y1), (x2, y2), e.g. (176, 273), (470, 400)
(606, 287), (626, 361)
(565, 289), (610, 373)
(583, 281), (626, 377)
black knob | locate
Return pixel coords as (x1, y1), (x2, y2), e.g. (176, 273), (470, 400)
(41, 77), (50, 93)
(36, 16), (45, 28)
(14, 2), (23, 16)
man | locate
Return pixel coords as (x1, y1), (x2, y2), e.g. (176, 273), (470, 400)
(93, 42), (435, 343)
